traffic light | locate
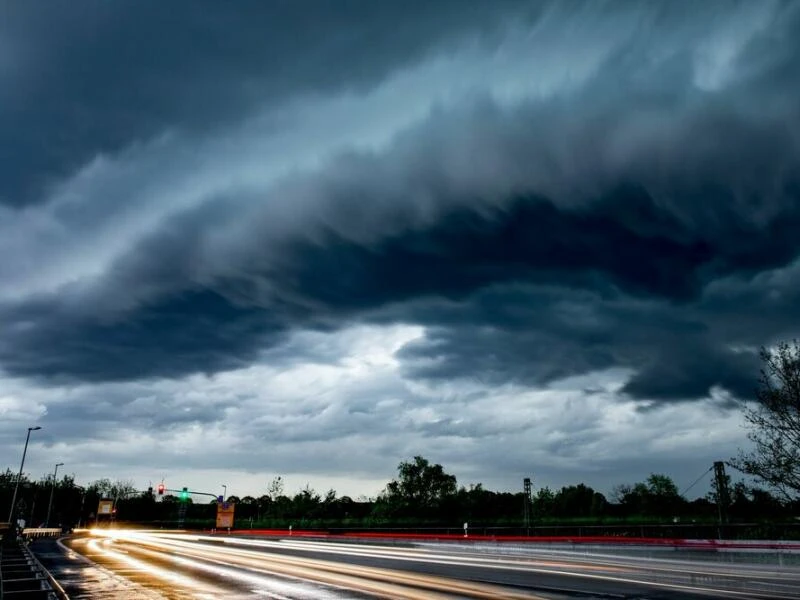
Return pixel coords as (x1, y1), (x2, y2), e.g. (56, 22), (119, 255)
(180, 487), (189, 501)
(157, 483), (165, 495)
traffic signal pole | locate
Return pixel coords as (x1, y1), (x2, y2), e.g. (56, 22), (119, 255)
(158, 487), (221, 528)
(161, 488), (220, 500)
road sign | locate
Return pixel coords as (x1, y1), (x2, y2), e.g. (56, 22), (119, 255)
(216, 500), (235, 529)
(98, 500), (113, 515)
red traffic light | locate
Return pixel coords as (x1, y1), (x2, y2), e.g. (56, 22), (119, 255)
(157, 483), (165, 495)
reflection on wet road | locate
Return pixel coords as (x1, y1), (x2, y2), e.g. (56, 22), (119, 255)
(34, 530), (800, 599)
(43, 535), (368, 599)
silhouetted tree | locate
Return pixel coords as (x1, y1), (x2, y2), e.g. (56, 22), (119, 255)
(610, 483), (631, 504)
(291, 485), (321, 519)
(256, 494), (272, 519)
(381, 456), (457, 517)
(732, 341), (800, 500)
(644, 474), (683, 516)
(533, 486), (556, 518)
(267, 476), (284, 500)
(553, 484), (606, 517)
(87, 478), (138, 501)
(616, 474), (684, 517)
(239, 496), (257, 519)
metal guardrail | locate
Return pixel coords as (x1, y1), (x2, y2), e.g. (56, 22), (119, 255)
(24, 541), (69, 600)
(1, 538), (68, 599)
(22, 529), (63, 539)
(316, 522), (800, 540)
(424, 540), (800, 599)
(1, 521), (68, 600)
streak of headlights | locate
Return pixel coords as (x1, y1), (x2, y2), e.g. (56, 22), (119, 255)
(85, 537), (224, 597)
(91, 530), (793, 599)
(91, 530), (547, 600)
(172, 534), (800, 589)
(150, 532), (630, 574)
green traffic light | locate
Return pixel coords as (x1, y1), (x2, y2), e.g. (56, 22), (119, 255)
(181, 487), (189, 500)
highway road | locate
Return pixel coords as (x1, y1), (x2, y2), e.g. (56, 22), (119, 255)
(33, 530), (800, 599)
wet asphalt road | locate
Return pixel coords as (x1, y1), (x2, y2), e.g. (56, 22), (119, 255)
(33, 535), (367, 599)
(30, 530), (800, 599)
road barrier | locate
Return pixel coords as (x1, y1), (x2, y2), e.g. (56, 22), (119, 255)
(0, 537), (67, 599)
(217, 528), (800, 552)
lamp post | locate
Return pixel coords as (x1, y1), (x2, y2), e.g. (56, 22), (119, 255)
(46, 462), (64, 527)
(7, 426), (42, 524)
(222, 484), (227, 501)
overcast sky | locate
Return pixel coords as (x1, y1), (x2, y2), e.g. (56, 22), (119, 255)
(2, 1), (799, 502)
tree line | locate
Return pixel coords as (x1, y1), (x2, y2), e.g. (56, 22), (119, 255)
(1, 458), (794, 531)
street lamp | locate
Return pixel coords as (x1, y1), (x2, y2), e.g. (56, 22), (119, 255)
(46, 462), (64, 528)
(222, 484), (227, 501)
(7, 426), (42, 524)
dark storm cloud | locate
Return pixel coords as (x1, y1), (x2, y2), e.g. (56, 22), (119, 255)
(1, 187), (795, 396)
(0, 287), (284, 381)
(620, 344), (759, 403)
(394, 284), (766, 402)
(2, 0), (800, 405)
(0, 0), (537, 206)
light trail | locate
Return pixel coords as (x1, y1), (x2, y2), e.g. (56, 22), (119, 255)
(137, 531), (800, 597)
(152, 533), (633, 574)
(116, 543), (455, 600)
(84, 537), (226, 597)
(102, 542), (364, 600)
(86, 530), (549, 599)
(71, 530), (800, 599)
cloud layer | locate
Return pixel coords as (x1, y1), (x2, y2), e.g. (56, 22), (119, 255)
(1, 1), (799, 496)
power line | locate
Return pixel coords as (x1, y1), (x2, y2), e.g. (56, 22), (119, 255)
(680, 466), (713, 498)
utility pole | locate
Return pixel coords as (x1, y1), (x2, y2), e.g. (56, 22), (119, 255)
(523, 477), (533, 535)
(713, 461), (730, 539)
(46, 462), (64, 527)
(29, 491), (37, 527)
(8, 426), (41, 524)
(77, 488), (86, 528)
